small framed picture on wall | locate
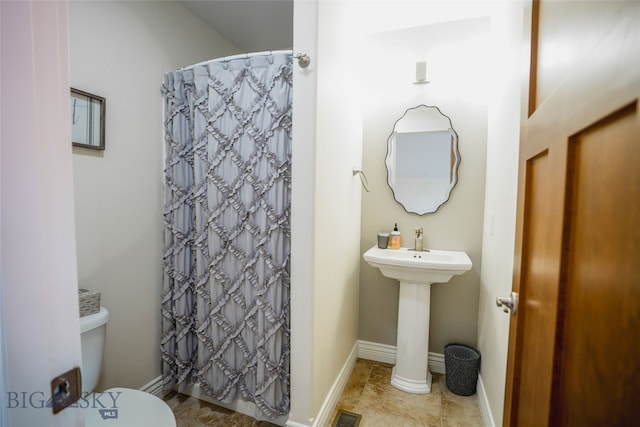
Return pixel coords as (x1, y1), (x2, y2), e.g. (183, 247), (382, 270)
(70, 88), (105, 150)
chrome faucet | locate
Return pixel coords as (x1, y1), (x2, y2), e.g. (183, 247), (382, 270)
(414, 227), (424, 251)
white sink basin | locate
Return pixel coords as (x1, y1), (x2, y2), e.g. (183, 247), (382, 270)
(363, 245), (472, 394)
(363, 246), (472, 284)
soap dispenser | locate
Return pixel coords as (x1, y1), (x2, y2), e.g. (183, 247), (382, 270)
(389, 223), (402, 250)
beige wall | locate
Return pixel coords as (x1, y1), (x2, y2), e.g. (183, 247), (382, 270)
(359, 17), (490, 353)
(477, 2), (525, 425)
(69, 0), (239, 390)
(355, 4), (524, 424)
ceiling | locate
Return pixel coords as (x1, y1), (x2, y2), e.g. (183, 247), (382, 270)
(178, 0), (293, 52)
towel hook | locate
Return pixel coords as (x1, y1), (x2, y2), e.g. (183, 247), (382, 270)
(352, 168), (370, 192)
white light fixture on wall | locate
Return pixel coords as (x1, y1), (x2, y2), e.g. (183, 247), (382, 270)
(414, 61), (430, 84)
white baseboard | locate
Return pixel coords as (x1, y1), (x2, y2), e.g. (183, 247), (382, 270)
(139, 375), (164, 397)
(477, 374), (496, 427)
(357, 339), (445, 374)
(300, 341), (359, 427)
(357, 340), (396, 364)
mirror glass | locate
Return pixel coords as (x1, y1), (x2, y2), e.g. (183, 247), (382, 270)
(385, 105), (459, 214)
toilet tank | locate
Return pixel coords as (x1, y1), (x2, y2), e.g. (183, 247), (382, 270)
(79, 307), (109, 393)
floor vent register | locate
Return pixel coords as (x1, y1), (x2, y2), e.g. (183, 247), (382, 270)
(332, 410), (362, 427)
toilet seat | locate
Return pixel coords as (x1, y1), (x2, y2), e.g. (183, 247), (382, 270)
(84, 387), (176, 427)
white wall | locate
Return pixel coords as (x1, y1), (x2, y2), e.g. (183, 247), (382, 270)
(313, 0), (363, 418)
(69, 0), (239, 390)
(359, 14), (490, 353)
(289, 0), (318, 423)
(477, 2), (525, 425)
(289, 0), (363, 424)
(1, 2), (82, 425)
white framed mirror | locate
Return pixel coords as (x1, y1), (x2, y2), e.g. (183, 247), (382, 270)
(385, 105), (460, 214)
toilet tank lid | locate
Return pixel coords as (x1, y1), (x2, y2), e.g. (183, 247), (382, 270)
(80, 307), (110, 333)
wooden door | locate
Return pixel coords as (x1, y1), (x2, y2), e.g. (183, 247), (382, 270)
(504, 1), (640, 425)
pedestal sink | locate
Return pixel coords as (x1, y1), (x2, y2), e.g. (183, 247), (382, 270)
(363, 246), (472, 394)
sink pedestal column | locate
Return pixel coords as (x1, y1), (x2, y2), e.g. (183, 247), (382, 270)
(391, 280), (433, 394)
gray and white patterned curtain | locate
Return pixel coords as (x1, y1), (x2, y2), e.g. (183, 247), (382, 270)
(161, 53), (292, 419)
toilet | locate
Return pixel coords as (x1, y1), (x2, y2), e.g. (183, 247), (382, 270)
(80, 307), (176, 426)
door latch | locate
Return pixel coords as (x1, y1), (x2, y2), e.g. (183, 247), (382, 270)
(496, 291), (519, 315)
(50, 367), (81, 414)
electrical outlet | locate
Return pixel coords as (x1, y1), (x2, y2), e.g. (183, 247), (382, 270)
(50, 367), (81, 414)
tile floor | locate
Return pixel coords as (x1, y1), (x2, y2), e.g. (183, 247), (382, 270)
(163, 392), (280, 427)
(331, 359), (483, 427)
(164, 358), (483, 427)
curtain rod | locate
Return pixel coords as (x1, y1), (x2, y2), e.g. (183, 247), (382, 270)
(177, 50), (294, 72)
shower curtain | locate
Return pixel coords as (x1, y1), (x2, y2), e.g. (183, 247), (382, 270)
(161, 52), (292, 419)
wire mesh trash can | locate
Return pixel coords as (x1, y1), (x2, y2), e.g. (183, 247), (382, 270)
(444, 343), (481, 396)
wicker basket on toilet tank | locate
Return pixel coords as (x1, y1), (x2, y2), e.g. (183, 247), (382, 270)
(78, 288), (101, 317)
